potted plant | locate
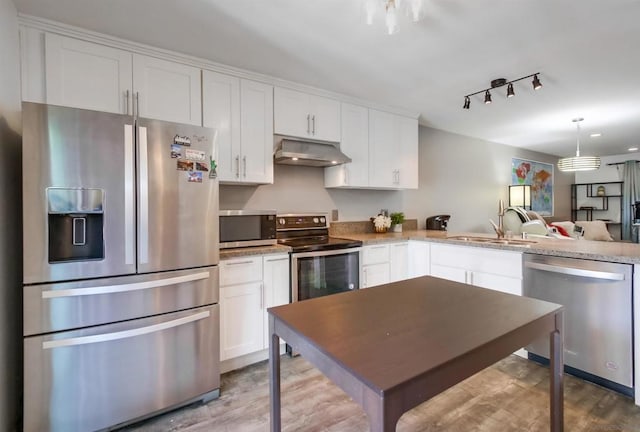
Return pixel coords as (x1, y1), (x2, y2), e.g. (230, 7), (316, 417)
(390, 212), (405, 232)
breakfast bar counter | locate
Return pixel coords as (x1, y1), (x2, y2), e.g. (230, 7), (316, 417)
(267, 276), (565, 431)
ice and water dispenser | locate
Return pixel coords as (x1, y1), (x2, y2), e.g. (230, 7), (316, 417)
(47, 188), (105, 262)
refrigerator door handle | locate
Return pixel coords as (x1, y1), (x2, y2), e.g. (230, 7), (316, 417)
(139, 125), (149, 264)
(124, 124), (135, 265)
(41, 271), (210, 299)
(42, 310), (211, 350)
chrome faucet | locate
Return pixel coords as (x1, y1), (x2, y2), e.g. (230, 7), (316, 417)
(489, 199), (506, 239)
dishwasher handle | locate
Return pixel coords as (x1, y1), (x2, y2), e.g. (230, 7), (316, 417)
(525, 261), (625, 281)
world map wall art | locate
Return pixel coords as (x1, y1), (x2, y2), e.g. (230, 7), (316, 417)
(511, 158), (554, 216)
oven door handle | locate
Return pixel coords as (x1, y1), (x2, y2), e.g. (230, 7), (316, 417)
(290, 247), (362, 259)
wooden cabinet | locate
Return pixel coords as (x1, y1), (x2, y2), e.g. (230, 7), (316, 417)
(324, 103), (369, 188)
(389, 242), (409, 282)
(274, 87), (340, 142)
(44, 34), (132, 114)
(44, 33), (201, 124)
(203, 71), (273, 184)
(262, 254), (290, 347)
(220, 253), (289, 362)
(430, 243), (522, 295)
(368, 109), (419, 189)
(362, 242), (411, 287)
(408, 241), (430, 278)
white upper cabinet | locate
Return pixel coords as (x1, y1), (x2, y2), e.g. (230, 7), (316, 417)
(45, 34), (132, 114)
(324, 103), (369, 188)
(368, 109), (419, 190)
(274, 87), (340, 142)
(240, 79), (274, 184)
(203, 71), (273, 184)
(43, 34), (201, 125)
(132, 54), (202, 125)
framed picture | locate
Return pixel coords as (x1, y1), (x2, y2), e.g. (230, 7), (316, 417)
(511, 158), (554, 216)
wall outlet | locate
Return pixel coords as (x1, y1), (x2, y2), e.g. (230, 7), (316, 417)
(331, 209), (339, 221)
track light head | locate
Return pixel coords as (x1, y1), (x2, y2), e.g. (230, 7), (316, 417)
(507, 83), (515, 98)
(463, 96), (470, 109)
(484, 90), (492, 104)
(532, 74), (542, 90)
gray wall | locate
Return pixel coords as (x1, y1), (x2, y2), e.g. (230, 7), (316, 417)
(221, 126), (574, 233)
(0, 0), (22, 430)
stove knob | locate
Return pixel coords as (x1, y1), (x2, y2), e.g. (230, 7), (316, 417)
(320, 217), (326, 223)
(279, 218), (286, 225)
(313, 217), (319, 223)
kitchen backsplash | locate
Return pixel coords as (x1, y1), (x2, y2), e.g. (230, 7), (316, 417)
(329, 219), (418, 235)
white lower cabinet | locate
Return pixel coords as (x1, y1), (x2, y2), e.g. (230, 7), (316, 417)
(219, 253), (290, 363)
(361, 242), (411, 287)
(408, 241), (430, 278)
(430, 264), (467, 283)
(389, 242), (409, 282)
(362, 263), (390, 288)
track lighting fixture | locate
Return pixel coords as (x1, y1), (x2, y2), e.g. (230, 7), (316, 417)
(462, 73), (542, 109)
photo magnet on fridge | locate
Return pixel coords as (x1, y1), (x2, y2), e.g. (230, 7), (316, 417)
(177, 159), (194, 171)
(185, 149), (206, 161)
(171, 144), (181, 158)
(187, 171), (203, 183)
(195, 162), (209, 172)
(173, 134), (191, 146)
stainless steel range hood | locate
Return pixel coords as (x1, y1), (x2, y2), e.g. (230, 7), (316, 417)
(274, 138), (351, 167)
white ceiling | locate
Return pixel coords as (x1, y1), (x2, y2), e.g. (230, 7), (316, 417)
(14, 0), (640, 157)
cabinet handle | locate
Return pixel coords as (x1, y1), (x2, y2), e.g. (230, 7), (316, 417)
(235, 156), (240, 178)
(225, 260), (254, 266)
(135, 92), (140, 118)
(396, 170), (400, 185)
(363, 267), (368, 288)
(371, 245), (387, 250)
(312, 115), (316, 135)
(260, 283), (264, 309)
(243, 156), (247, 178)
(468, 271), (474, 285)
(124, 90), (130, 115)
(266, 257), (289, 262)
(307, 114), (311, 135)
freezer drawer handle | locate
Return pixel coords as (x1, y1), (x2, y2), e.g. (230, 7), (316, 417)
(42, 310), (210, 350)
(525, 261), (625, 281)
(41, 271), (210, 299)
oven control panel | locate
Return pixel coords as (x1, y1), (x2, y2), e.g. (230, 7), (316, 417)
(276, 214), (327, 230)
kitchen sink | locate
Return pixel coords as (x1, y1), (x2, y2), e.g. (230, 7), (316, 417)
(447, 236), (537, 247)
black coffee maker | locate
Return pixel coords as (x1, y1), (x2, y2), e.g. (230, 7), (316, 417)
(426, 215), (450, 231)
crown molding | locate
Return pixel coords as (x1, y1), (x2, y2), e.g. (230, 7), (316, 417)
(18, 14), (421, 120)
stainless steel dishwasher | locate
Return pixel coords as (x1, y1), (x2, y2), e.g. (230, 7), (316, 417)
(523, 254), (633, 395)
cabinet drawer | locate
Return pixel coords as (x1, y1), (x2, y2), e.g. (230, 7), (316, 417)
(220, 256), (263, 286)
(431, 244), (522, 279)
(363, 244), (390, 265)
(362, 263), (390, 288)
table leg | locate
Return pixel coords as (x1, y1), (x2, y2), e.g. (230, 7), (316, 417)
(269, 316), (281, 432)
(550, 311), (564, 432)
(367, 398), (402, 432)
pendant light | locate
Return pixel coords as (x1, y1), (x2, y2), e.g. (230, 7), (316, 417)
(557, 118), (601, 172)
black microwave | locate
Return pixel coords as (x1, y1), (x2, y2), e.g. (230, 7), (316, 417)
(219, 210), (277, 249)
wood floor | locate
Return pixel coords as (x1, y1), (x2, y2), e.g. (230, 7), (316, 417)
(123, 354), (640, 431)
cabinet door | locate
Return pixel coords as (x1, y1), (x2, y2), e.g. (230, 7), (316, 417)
(430, 264), (467, 283)
(220, 282), (264, 361)
(219, 256), (263, 286)
(362, 263), (390, 288)
(202, 70), (240, 182)
(273, 87), (310, 138)
(310, 95), (341, 142)
(398, 116), (419, 189)
(241, 79), (274, 184)
(133, 54), (202, 125)
(45, 34), (132, 114)
(362, 244), (390, 265)
(369, 109), (400, 188)
(325, 103), (369, 188)
(470, 272), (522, 296)
(408, 241), (430, 278)
(263, 254), (290, 348)
(389, 242), (409, 282)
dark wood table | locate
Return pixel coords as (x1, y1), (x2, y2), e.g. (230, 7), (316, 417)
(268, 276), (564, 432)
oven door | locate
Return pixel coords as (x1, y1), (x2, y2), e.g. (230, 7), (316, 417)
(291, 247), (361, 302)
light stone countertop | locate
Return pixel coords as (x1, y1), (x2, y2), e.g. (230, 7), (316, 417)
(220, 244), (291, 260)
(340, 230), (640, 264)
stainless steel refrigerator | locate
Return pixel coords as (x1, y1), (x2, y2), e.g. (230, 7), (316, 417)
(21, 102), (220, 432)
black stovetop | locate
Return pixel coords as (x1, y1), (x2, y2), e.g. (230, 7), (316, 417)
(278, 235), (362, 253)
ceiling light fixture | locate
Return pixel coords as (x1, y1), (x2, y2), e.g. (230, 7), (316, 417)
(557, 118), (601, 172)
(590, 133), (602, 138)
(462, 73), (542, 109)
(629, 147), (638, 152)
(365, 0), (425, 35)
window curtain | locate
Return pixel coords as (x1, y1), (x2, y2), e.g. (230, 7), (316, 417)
(621, 160), (640, 240)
